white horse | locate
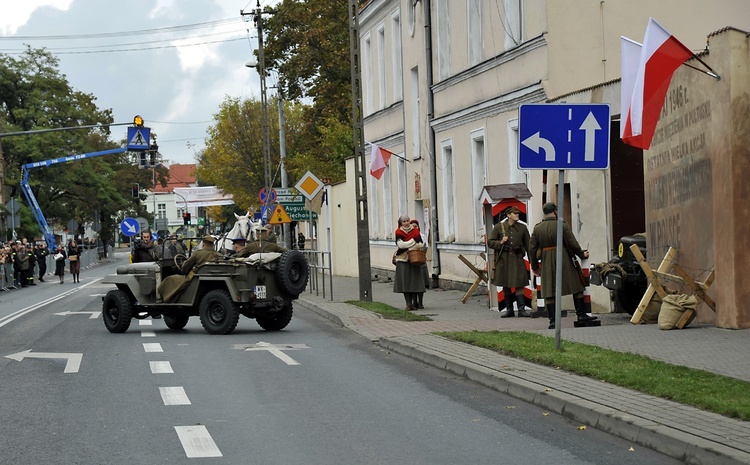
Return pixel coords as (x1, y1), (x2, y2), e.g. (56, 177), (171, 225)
(215, 211), (253, 252)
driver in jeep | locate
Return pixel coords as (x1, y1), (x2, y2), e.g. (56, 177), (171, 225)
(157, 235), (221, 302)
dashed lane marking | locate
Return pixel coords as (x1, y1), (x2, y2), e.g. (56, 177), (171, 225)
(150, 361), (173, 374)
(174, 425), (222, 458)
(143, 343), (163, 352)
(159, 386), (191, 405)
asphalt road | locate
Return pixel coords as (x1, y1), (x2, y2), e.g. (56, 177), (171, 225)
(0, 258), (682, 464)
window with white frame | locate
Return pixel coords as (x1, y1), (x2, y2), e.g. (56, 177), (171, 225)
(507, 118), (527, 184)
(397, 154), (408, 215)
(410, 67), (420, 159)
(503, 0), (523, 49)
(157, 203), (166, 219)
(467, 0), (482, 66)
(364, 34), (373, 114)
(377, 24), (386, 110)
(436, 0), (451, 79)
(441, 140), (456, 239)
(391, 11), (403, 102)
(470, 130), (486, 239)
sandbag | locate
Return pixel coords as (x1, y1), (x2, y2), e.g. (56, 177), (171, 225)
(658, 294), (698, 330)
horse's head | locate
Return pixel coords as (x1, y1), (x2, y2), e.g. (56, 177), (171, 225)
(233, 211), (252, 239)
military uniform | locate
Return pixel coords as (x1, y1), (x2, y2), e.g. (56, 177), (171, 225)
(236, 237), (286, 257)
(158, 236), (221, 302)
(488, 207), (530, 317)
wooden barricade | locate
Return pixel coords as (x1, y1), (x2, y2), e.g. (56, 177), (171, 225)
(458, 253), (488, 304)
(629, 245), (715, 327)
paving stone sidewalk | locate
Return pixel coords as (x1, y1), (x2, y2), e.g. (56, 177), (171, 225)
(297, 274), (750, 465)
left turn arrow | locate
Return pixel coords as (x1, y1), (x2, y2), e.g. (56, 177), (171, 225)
(5, 350), (83, 373)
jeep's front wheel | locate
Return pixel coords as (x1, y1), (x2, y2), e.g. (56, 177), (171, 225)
(199, 290), (240, 335)
(164, 314), (190, 330)
(256, 304), (293, 331)
(102, 290), (133, 333)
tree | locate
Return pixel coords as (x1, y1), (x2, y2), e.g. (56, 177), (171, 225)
(0, 47), (148, 244)
(261, 0), (353, 184)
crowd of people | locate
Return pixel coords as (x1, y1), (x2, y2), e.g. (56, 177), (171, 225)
(0, 238), (89, 289)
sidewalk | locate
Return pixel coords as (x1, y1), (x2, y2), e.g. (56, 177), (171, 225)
(297, 274), (750, 465)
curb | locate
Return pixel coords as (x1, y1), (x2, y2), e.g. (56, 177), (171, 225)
(377, 335), (750, 465)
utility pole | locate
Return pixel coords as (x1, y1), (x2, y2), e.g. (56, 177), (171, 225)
(242, 2), (273, 224)
(278, 89), (291, 249)
(348, 0), (373, 301)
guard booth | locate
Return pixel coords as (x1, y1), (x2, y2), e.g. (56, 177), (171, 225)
(479, 183), (533, 311)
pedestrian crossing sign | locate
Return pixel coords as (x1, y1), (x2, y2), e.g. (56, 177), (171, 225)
(127, 126), (151, 151)
(268, 203), (292, 224)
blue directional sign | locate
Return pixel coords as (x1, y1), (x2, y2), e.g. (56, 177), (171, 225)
(127, 126), (151, 151)
(519, 104), (610, 170)
(120, 217), (140, 237)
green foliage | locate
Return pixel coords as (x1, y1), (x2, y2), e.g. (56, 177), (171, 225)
(0, 47), (146, 244)
(437, 331), (750, 420)
(347, 300), (432, 322)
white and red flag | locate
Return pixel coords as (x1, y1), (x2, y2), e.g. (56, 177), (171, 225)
(621, 18), (693, 149)
(369, 143), (393, 180)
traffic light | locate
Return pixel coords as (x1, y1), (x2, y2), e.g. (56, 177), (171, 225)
(131, 183), (140, 198)
(133, 115), (144, 127)
(183, 212), (191, 225)
(139, 152), (148, 168)
(149, 144), (158, 167)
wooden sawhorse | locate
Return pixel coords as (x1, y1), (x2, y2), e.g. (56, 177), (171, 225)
(629, 245), (715, 327)
(458, 253), (488, 304)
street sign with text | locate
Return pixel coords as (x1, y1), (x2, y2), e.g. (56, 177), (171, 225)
(519, 104), (610, 170)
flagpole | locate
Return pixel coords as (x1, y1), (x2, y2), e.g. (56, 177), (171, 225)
(683, 59), (721, 80)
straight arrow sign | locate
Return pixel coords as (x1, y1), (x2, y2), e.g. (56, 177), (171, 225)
(5, 350), (83, 373)
(54, 310), (101, 319)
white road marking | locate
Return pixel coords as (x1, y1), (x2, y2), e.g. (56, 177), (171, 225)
(174, 425), (222, 458)
(242, 342), (309, 366)
(139, 319), (153, 326)
(143, 343), (163, 353)
(150, 361), (174, 374)
(54, 310), (101, 319)
(140, 331), (156, 337)
(5, 350), (82, 373)
(159, 386), (191, 405)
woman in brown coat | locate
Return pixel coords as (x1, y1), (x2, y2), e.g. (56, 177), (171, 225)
(528, 202), (597, 329)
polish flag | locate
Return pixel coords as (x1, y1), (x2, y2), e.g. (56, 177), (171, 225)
(369, 144), (393, 180)
(621, 18), (693, 149)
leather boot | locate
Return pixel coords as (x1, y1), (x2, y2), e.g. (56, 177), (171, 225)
(404, 293), (413, 311)
(416, 292), (424, 309)
(574, 296), (598, 322)
(500, 291), (515, 318)
(547, 302), (556, 329)
(516, 294), (531, 317)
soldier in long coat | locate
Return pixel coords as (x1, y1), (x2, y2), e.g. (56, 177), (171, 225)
(528, 202), (597, 329)
(487, 206), (530, 317)
(157, 236), (221, 302)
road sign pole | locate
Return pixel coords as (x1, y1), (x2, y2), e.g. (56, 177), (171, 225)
(554, 170), (565, 350)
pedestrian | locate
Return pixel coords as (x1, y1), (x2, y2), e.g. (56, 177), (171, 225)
(67, 240), (81, 283)
(36, 243), (48, 282)
(487, 206), (531, 318)
(528, 202), (598, 329)
(54, 245), (67, 284)
(409, 219), (430, 309)
(297, 231), (305, 250)
(132, 230), (156, 263)
(393, 215), (426, 311)
(25, 244), (37, 286)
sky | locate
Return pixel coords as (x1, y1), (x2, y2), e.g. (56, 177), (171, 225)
(0, 0), (279, 165)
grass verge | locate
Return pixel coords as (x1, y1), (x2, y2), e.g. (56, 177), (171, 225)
(347, 300), (432, 321)
(436, 330), (750, 421)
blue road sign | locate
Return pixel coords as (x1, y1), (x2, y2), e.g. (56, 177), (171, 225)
(120, 217), (140, 237)
(258, 187), (277, 205)
(127, 127), (151, 151)
(519, 104), (610, 170)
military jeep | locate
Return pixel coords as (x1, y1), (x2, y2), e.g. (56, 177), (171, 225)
(101, 249), (309, 335)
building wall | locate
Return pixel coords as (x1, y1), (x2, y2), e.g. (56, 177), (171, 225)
(354, 0), (750, 314)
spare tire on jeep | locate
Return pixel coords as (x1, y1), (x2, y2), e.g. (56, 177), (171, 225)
(275, 250), (308, 296)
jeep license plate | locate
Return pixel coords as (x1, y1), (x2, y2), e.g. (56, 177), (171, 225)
(254, 285), (267, 299)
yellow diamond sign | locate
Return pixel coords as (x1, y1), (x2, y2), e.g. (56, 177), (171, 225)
(295, 171), (324, 200)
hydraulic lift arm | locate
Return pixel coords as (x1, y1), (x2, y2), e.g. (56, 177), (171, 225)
(20, 147), (127, 251)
